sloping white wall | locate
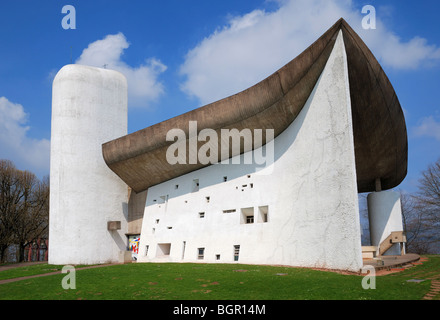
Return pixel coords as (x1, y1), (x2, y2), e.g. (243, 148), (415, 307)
(49, 64), (128, 265)
(138, 31), (363, 272)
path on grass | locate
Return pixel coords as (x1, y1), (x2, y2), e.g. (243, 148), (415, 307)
(382, 256), (440, 301)
(0, 262), (117, 285)
(0, 261), (46, 272)
(418, 257), (440, 300)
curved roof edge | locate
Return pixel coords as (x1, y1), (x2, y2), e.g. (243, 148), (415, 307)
(102, 18), (408, 193)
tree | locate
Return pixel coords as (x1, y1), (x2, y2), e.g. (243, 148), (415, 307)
(400, 191), (432, 254)
(0, 159), (49, 263)
(0, 159), (18, 262)
(415, 159), (440, 222)
(13, 173), (49, 262)
(402, 158), (440, 254)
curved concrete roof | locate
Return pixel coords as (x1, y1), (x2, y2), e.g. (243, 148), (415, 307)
(102, 18), (408, 194)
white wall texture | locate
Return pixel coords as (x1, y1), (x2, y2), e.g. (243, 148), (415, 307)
(49, 64), (129, 265)
(137, 31), (363, 272)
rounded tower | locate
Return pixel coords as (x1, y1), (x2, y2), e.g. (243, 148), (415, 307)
(367, 190), (405, 256)
(49, 64), (128, 265)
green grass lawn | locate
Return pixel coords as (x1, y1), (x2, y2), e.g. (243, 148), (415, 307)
(0, 256), (439, 300)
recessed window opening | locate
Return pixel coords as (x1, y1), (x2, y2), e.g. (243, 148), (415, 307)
(182, 241), (186, 260)
(156, 243), (171, 257)
(223, 176), (228, 182)
(223, 209), (236, 214)
(241, 207), (254, 224)
(145, 245), (149, 256)
(167, 226), (173, 230)
(197, 248), (205, 260)
(175, 184), (179, 189)
(258, 206), (269, 223)
(234, 245), (240, 261)
(156, 219), (160, 224)
(159, 195), (167, 204)
(216, 254), (221, 260)
(206, 196), (210, 203)
(199, 212), (205, 218)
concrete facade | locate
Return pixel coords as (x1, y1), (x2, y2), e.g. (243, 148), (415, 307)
(49, 65), (129, 265)
(137, 32), (363, 271)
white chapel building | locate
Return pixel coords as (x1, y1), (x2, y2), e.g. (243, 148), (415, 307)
(48, 19), (408, 272)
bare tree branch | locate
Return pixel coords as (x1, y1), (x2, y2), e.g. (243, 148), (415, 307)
(0, 159), (49, 262)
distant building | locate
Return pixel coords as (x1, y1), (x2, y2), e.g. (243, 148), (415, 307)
(4, 239), (48, 263)
(48, 19), (408, 272)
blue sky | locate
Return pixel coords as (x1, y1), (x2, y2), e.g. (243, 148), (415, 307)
(0, 0), (439, 196)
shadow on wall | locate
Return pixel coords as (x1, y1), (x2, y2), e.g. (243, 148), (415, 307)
(109, 201), (130, 251)
(142, 80), (311, 209)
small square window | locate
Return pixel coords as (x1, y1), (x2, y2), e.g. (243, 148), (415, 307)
(241, 207), (254, 224)
(159, 195), (167, 204)
(157, 243), (171, 257)
(216, 254), (221, 260)
(199, 212), (205, 218)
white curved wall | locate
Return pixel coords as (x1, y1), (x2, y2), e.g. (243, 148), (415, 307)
(367, 190), (404, 256)
(137, 31), (363, 272)
(49, 64), (128, 265)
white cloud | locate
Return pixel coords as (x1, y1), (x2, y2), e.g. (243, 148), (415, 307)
(413, 116), (440, 141)
(0, 97), (50, 176)
(180, 0), (440, 105)
(76, 33), (167, 108)
(362, 29), (440, 70)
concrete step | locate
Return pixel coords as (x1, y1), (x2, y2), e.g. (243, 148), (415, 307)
(362, 246), (377, 259)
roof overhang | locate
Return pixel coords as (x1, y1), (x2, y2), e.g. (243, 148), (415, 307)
(102, 18), (408, 194)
